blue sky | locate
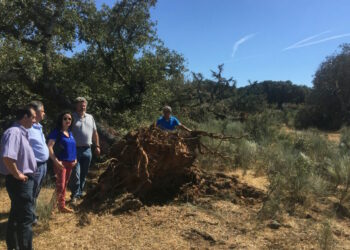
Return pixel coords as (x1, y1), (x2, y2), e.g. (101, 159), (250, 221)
(94, 0), (350, 87)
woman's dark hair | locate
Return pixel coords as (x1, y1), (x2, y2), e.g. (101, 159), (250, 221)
(55, 111), (74, 130)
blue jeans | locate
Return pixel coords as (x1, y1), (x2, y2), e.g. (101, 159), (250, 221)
(32, 162), (47, 220)
(6, 175), (34, 250)
(33, 162), (47, 200)
(69, 147), (92, 199)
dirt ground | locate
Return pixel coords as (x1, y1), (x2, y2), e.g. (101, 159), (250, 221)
(1, 170), (350, 249)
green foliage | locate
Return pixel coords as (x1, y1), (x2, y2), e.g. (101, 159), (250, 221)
(0, 82), (39, 134)
(296, 44), (350, 129)
(340, 126), (350, 153)
(234, 139), (258, 170)
(258, 129), (344, 218)
(0, 0), (188, 133)
(244, 110), (278, 143)
(280, 105), (300, 127)
(238, 80), (309, 110)
(264, 144), (314, 215)
(195, 120), (245, 170)
(293, 130), (334, 163)
(36, 189), (56, 230)
(318, 220), (335, 250)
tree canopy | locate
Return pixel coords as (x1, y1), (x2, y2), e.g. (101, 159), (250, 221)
(0, 0), (186, 132)
(296, 44), (350, 129)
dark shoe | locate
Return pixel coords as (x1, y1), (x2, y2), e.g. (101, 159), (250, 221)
(32, 217), (38, 226)
(69, 197), (78, 206)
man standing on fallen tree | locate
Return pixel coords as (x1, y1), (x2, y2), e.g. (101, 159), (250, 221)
(156, 106), (192, 132)
(69, 97), (100, 203)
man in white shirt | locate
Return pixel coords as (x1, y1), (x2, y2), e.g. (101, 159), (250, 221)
(69, 97), (100, 202)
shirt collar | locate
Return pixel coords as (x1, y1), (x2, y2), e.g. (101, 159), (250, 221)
(32, 123), (42, 129)
(163, 115), (172, 121)
(74, 112), (86, 118)
(13, 122), (29, 136)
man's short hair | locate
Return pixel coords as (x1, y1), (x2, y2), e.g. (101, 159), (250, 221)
(16, 106), (34, 121)
(28, 100), (43, 112)
(163, 105), (172, 113)
(74, 96), (87, 104)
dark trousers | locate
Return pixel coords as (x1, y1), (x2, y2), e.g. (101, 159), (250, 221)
(5, 175), (34, 250)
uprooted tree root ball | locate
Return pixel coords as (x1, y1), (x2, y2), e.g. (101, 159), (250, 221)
(80, 126), (265, 214)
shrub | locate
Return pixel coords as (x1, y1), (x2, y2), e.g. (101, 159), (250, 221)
(318, 220), (335, 250)
(35, 188), (56, 229)
(259, 141), (317, 217)
(327, 156), (350, 204)
(234, 139), (258, 170)
(195, 120), (246, 170)
(339, 126), (350, 154)
(244, 110), (278, 144)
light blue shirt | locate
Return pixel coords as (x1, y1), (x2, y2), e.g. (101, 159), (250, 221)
(28, 123), (49, 162)
(0, 123), (37, 175)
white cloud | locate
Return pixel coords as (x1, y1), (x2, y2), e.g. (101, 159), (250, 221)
(284, 31), (350, 51)
(231, 33), (256, 59)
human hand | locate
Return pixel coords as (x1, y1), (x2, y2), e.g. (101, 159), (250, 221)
(16, 173), (28, 182)
(95, 147), (101, 157)
(55, 160), (64, 170)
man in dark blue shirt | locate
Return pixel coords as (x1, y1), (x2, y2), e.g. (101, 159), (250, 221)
(156, 106), (191, 132)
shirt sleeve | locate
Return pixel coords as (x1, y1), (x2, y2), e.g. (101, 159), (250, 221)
(1, 131), (21, 160)
(156, 117), (161, 126)
(92, 116), (97, 131)
(173, 117), (180, 126)
(48, 129), (58, 141)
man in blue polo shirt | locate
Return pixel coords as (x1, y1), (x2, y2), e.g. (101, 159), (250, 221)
(156, 106), (191, 132)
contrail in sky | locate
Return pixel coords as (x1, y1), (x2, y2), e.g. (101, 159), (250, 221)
(284, 30), (331, 50)
(284, 31), (350, 50)
(232, 33), (256, 59)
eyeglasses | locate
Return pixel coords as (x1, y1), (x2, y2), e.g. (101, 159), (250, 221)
(63, 117), (72, 121)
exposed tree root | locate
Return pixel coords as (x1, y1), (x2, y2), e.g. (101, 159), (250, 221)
(80, 126), (263, 213)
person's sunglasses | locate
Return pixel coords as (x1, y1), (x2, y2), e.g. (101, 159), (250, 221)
(63, 117), (72, 121)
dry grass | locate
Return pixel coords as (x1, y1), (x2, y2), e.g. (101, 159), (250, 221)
(281, 124), (341, 145)
(328, 133), (341, 144)
(1, 170), (350, 249)
(233, 169), (269, 192)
